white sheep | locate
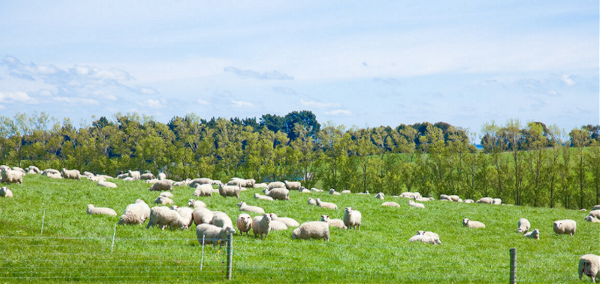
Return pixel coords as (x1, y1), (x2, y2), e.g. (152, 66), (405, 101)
(416, 230), (440, 240)
(329, 189), (341, 195)
(492, 198), (502, 205)
(196, 224), (236, 247)
(158, 172), (167, 180)
(518, 218), (530, 234)
(128, 170), (141, 179)
(193, 184), (213, 197)
(122, 177), (138, 181)
(311, 188), (324, 192)
(236, 214), (252, 236)
(308, 197), (317, 205)
(117, 173), (129, 179)
(292, 221), (330, 241)
(284, 180), (302, 190)
(375, 192), (385, 200)
(408, 234), (441, 245)
(1, 168), (24, 185)
(118, 199), (150, 225)
(254, 183), (268, 188)
(321, 215), (347, 229)
(264, 188), (290, 201)
(523, 229), (540, 240)
(237, 202), (265, 214)
(341, 190), (351, 194)
(269, 220), (288, 231)
(593, 205), (600, 211)
(300, 188), (311, 193)
(187, 199), (206, 208)
(218, 184), (241, 199)
(408, 200), (425, 208)
(589, 210), (600, 219)
(46, 172), (63, 179)
(579, 254), (600, 283)
(270, 213), (299, 227)
(585, 215), (600, 223)
(149, 180), (174, 192)
(343, 207), (362, 231)
(254, 193), (274, 201)
(174, 179), (191, 187)
(252, 214), (272, 239)
(553, 220), (576, 236)
(140, 173), (155, 180)
(212, 212), (233, 228)
(146, 206), (189, 230)
(476, 197), (493, 204)
(97, 181), (117, 188)
(192, 207), (214, 225)
(316, 198), (338, 209)
(463, 218), (485, 229)
(159, 192), (174, 198)
(171, 205), (194, 227)
(0, 187), (13, 198)
(464, 199), (475, 203)
(357, 191), (370, 195)
(189, 178), (213, 188)
(381, 202), (400, 207)
(267, 181), (286, 190)
(154, 196), (173, 205)
(400, 192), (421, 199)
(87, 204), (117, 216)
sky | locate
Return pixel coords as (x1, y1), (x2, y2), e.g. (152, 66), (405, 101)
(0, 1), (598, 138)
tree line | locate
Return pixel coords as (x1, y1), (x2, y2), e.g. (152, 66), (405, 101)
(2, 111), (599, 209)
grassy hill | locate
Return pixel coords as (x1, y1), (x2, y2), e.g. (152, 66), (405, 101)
(0, 174), (598, 283)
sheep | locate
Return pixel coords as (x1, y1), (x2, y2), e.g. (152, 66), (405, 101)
(308, 197), (317, 205)
(244, 179), (256, 187)
(492, 198), (502, 205)
(128, 170), (141, 179)
(593, 205), (600, 211)
(375, 192), (385, 200)
(329, 189), (341, 195)
(218, 184), (242, 199)
(553, 220), (576, 236)
(579, 254), (600, 283)
(299, 188), (311, 193)
(321, 215), (347, 229)
(253, 193), (274, 201)
(158, 172), (167, 180)
(192, 184), (212, 197)
(1, 168), (24, 185)
(149, 180), (174, 192)
(341, 190), (351, 194)
(413, 196), (432, 202)
(464, 199), (475, 203)
(0, 165), (10, 171)
(174, 179), (191, 187)
(42, 168), (60, 175)
(119, 199), (151, 225)
(26, 165), (40, 173)
(264, 187), (290, 201)
(439, 195), (453, 201)
(123, 177), (138, 181)
(154, 196), (174, 205)
(292, 221), (330, 241)
(448, 195), (461, 202)
(416, 230), (440, 240)
(97, 174), (114, 180)
(46, 172), (63, 179)
(157, 192), (173, 199)
(585, 215), (600, 223)
(87, 204), (117, 216)
(400, 192), (421, 199)
(311, 188), (324, 192)
(252, 214), (272, 239)
(236, 214), (253, 236)
(284, 180), (302, 190)
(589, 210), (600, 219)
(523, 229), (540, 240)
(343, 207), (362, 231)
(141, 173), (155, 180)
(518, 218), (530, 234)
(476, 197), (493, 204)
(0, 187), (13, 198)
(146, 206), (189, 230)
(97, 181), (117, 188)
(227, 179), (243, 187)
(188, 178), (212, 187)
(270, 213), (299, 227)
(381, 202), (400, 207)
(196, 224), (236, 247)
(316, 198), (338, 209)
(117, 173), (129, 179)
(408, 234), (441, 245)
(270, 220), (288, 231)
(171, 205), (194, 227)
(12, 167), (25, 173)
(83, 171), (94, 177)
(254, 183), (268, 188)
(267, 181), (286, 190)
(212, 212), (233, 228)
(187, 199), (206, 208)
(237, 202), (265, 214)
(463, 218), (485, 229)
(192, 207), (214, 225)
(408, 200), (425, 208)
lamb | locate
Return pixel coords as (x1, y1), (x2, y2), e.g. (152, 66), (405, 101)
(218, 184), (242, 199)
(158, 172), (167, 180)
(252, 214), (272, 239)
(343, 207), (362, 231)
(416, 230), (440, 240)
(375, 192), (385, 200)
(128, 170), (141, 179)
(267, 181), (286, 190)
(492, 198), (502, 205)
(244, 179), (256, 187)
(292, 221), (330, 241)
(1, 168), (24, 185)
(254, 193), (274, 201)
(579, 254), (600, 283)
(381, 202), (400, 207)
(0, 187), (12, 197)
(188, 199), (206, 208)
(212, 212), (233, 228)
(270, 213), (299, 227)
(237, 202), (265, 214)
(321, 215), (347, 229)
(463, 218), (485, 229)
(119, 199), (151, 225)
(87, 204), (117, 216)
(523, 229), (540, 240)
(284, 180), (302, 190)
(269, 220), (288, 231)
(408, 200), (425, 208)
(585, 215), (600, 223)
(264, 188), (290, 201)
(236, 214), (253, 236)
(171, 205), (195, 227)
(192, 207), (214, 225)
(316, 198), (338, 209)
(193, 184), (213, 197)
(329, 189), (341, 195)
(518, 218), (530, 234)
(553, 220), (576, 236)
(196, 224), (236, 247)
(308, 197), (317, 205)
(476, 197), (493, 204)
(97, 181), (117, 188)
(141, 173), (155, 180)
(408, 234), (441, 245)
(146, 206), (189, 230)
(341, 190), (351, 194)
(149, 180), (174, 192)
(154, 196), (173, 205)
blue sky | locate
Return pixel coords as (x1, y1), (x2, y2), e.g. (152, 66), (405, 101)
(0, 1), (597, 137)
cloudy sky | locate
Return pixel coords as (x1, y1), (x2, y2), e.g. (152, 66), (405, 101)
(0, 1), (597, 136)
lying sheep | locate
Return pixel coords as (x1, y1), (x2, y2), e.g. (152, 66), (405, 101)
(408, 200), (425, 208)
(341, 190), (351, 194)
(264, 188), (290, 201)
(123, 177), (138, 181)
(448, 195), (461, 202)
(381, 202), (400, 207)
(343, 207), (362, 231)
(268, 181), (286, 190)
(0, 187), (13, 197)
(97, 181), (117, 188)
(47, 172), (63, 179)
(329, 189), (341, 195)
(146, 206), (189, 230)
(408, 234), (441, 245)
(292, 221), (329, 241)
(589, 210), (600, 219)
(188, 199), (206, 208)
(553, 220), (576, 236)
(321, 215), (347, 229)
(414, 196), (431, 202)
(159, 192), (173, 198)
(117, 173), (129, 179)
(87, 204), (117, 216)
(149, 180), (174, 192)
(270, 213), (299, 227)
(416, 230), (440, 240)
(316, 198), (338, 209)
(357, 191), (370, 195)
(523, 229), (540, 240)
(212, 212), (233, 228)
(311, 188), (324, 192)
(237, 202), (265, 214)
(192, 207), (214, 225)
(375, 192), (385, 200)
(492, 198), (502, 205)
(579, 254), (600, 283)
(284, 180), (302, 190)
(119, 199), (151, 225)
(464, 199), (474, 203)
(174, 179), (191, 187)
(171, 205), (194, 227)
(400, 192), (421, 199)
(236, 214), (252, 236)
(254, 183), (268, 188)
(128, 170), (141, 179)
(158, 172), (167, 180)
(476, 197), (493, 204)
(463, 218), (485, 228)
(196, 224), (236, 247)
(42, 168), (60, 176)
(193, 184), (213, 197)
(141, 173), (155, 180)
(1, 169), (24, 185)
(26, 166), (41, 173)
(227, 179), (243, 187)
(593, 205), (600, 211)
(518, 218), (530, 234)
(269, 220), (288, 231)
(439, 194), (453, 201)
(308, 197), (317, 205)
(585, 215), (600, 223)
(254, 193), (274, 201)
(218, 184), (242, 199)
(154, 196), (173, 205)
(300, 188), (311, 193)
(252, 214), (272, 239)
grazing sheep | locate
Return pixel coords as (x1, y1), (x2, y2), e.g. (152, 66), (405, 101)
(87, 204), (117, 216)
(237, 202), (265, 214)
(343, 207), (362, 231)
(97, 181), (117, 188)
(189, 178), (213, 188)
(523, 229), (540, 240)
(321, 215), (347, 229)
(171, 205), (194, 227)
(284, 180), (302, 190)
(518, 218), (531, 234)
(254, 193), (274, 201)
(316, 198), (338, 209)
(0, 187), (13, 198)
(187, 199), (206, 208)
(236, 214), (253, 236)
(154, 196), (173, 205)
(158, 172), (167, 180)
(218, 184), (242, 199)
(579, 254), (600, 283)
(476, 197), (493, 204)
(409, 234), (441, 245)
(128, 170), (141, 179)
(149, 180), (174, 192)
(463, 218), (485, 228)
(264, 188), (290, 201)
(292, 221), (330, 241)
(589, 210), (600, 219)
(141, 173), (155, 180)
(375, 192), (385, 200)
(308, 197), (317, 205)
(492, 198), (502, 205)
(254, 183), (268, 188)
(382, 202), (400, 207)
(146, 206), (189, 230)
(270, 213), (299, 227)
(119, 199), (151, 225)
(196, 224), (236, 247)
(553, 220), (576, 236)
(193, 184), (213, 197)
(585, 215), (600, 223)
(212, 212), (233, 228)
(416, 230), (440, 240)
(408, 200), (425, 208)
(252, 214), (272, 239)
(1, 168), (24, 185)
(464, 199), (474, 203)
(329, 189), (341, 195)
(267, 181), (286, 190)
(192, 207), (214, 225)
(269, 220), (288, 231)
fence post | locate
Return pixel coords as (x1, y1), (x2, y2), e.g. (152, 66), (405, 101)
(510, 247), (517, 284)
(201, 235), (205, 270)
(226, 232), (233, 280)
(41, 209), (46, 235)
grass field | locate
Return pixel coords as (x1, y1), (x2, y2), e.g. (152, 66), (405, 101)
(0, 174), (598, 283)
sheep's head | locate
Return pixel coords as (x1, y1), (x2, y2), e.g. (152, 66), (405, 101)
(345, 207), (353, 214)
(554, 222), (562, 229)
(462, 218), (470, 226)
(237, 202), (245, 207)
(188, 199), (195, 207)
(416, 230), (425, 235)
(262, 214), (272, 223)
(433, 237), (442, 245)
(321, 215), (330, 222)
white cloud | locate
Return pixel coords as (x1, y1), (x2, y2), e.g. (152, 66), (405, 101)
(53, 97), (99, 105)
(324, 109), (352, 116)
(138, 87), (157, 95)
(561, 74), (576, 86)
(300, 99), (341, 109)
(231, 100), (254, 107)
(143, 99), (164, 108)
(197, 99), (210, 105)
(0, 91), (37, 104)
